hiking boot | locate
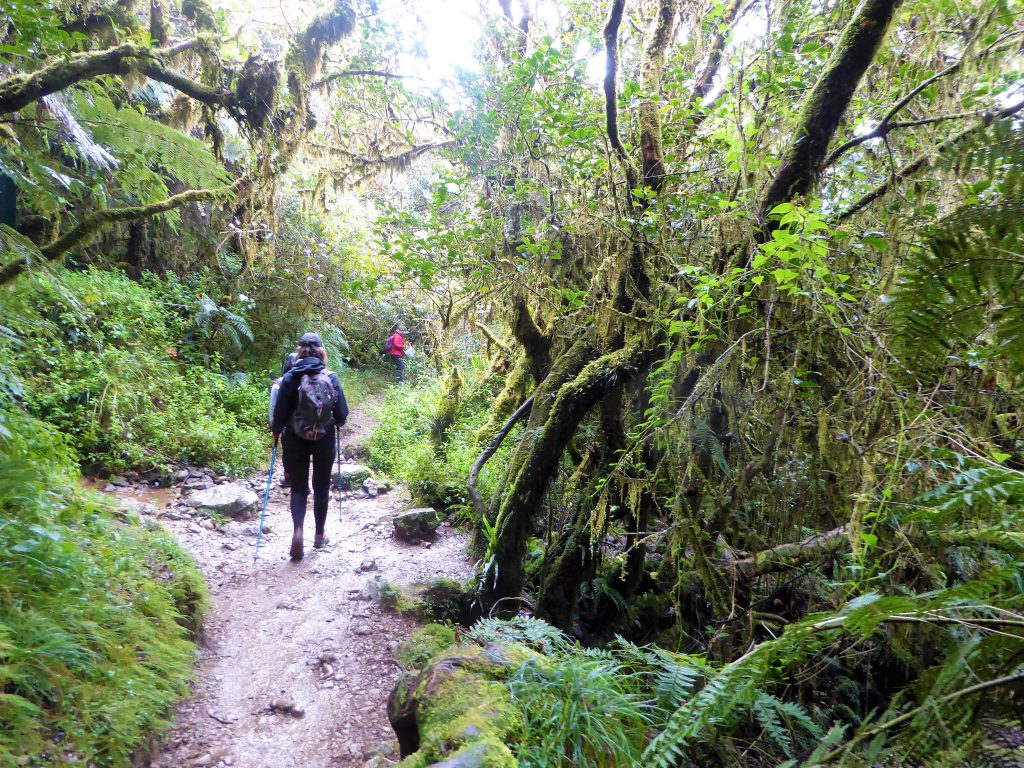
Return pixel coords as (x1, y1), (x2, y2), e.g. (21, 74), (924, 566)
(313, 533), (329, 549)
(280, 473), (291, 488)
(289, 529), (303, 561)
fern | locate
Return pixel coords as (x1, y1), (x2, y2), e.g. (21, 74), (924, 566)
(192, 295), (253, 349)
(70, 93), (230, 205)
(465, 615), (571, 655)
(893, 118), (1024, 380)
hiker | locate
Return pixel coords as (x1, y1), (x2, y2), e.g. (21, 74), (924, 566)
(384, 325), (407, 383)
(269, 352), (297, 488)
(271, 333), (349, 561)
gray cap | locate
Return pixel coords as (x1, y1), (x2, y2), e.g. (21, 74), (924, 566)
(299, 332), (322, 347)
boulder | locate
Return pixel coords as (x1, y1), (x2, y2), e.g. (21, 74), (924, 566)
(387, 643), (527, 765)
(332, 463), (372, 490)
(393, 508), (441, 543)
(187, 483), (258, 520)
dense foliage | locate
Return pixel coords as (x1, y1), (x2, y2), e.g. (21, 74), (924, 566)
(0, 406), (206, 767)
(2, 0), (1022, 764)
(2, 268), (268, 474)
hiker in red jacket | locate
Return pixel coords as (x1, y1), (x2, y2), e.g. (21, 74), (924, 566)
(384, 325), (407, 383)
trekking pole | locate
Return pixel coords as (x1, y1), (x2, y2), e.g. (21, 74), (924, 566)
(254, 437), (278, 562)
(336, 426), (343, 514)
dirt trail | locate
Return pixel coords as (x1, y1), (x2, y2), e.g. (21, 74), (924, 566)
(126, 398), (470, 768)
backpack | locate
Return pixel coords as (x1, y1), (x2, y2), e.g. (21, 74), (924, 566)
(290, 371), (337, 440)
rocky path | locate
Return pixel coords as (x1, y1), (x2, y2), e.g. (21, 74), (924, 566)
(119, 401), (470, 768)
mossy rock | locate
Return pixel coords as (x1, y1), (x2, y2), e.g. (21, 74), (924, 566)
(383, 579), (475, 625)
(396, 624), (457, 669)
(394, 507), (441, 542)
(389, 643), (532, 766)
(333, 463), (372, 490)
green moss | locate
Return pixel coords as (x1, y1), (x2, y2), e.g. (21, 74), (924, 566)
(396, 624), (458, 669)
(414, 671), (522, 766)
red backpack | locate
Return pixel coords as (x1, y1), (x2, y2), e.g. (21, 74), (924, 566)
(388, 332), (406, 356)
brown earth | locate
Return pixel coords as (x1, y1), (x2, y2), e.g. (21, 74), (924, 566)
(113, 399), (471, 768)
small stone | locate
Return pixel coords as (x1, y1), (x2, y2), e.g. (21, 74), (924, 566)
(188, 483), (258, 520)
(319, 652), (339, 664)
(269, 699), (305, 718)
(360, 576), (383, 603)
(111, 475), (131, 487)
(222, 542), (238, 551)
(352, 624), (372, 636)
(346, 743), (362, 757)
(104, 484), (117, 492)
(386, 641), (400, 654)
(175, 470), (190, 481)
(200, 518), (216, 530)
(421, 541), (432, 549)
(358, 559), (377, 573)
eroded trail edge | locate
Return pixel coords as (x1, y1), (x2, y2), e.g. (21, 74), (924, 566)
(131, 400), (470, 768)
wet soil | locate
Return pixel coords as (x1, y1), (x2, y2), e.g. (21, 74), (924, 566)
(120, 401), (471, 768)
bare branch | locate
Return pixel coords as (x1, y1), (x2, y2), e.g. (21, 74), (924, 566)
(837, 97), (1024, 221)
(603, 0), (638, 191)
(468, 395), (535, 516)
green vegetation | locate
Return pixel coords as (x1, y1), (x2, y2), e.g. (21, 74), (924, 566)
(0, 406), (206, 766)
(367, 364), (522, 513)
(1, 267), (267, 475)
(2, 0), (1023, 764)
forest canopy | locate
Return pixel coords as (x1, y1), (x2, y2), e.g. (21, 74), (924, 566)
(1, 0), (1023, 765)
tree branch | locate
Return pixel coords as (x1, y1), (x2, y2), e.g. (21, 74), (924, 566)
(468, 395), (535, 517)
(692, 0), (743, 101)
(638, 0), (676, 193)
(760, 0), (904, 221)
(0, 179), (245, 285)
(313, 69), (421, 89)
(837, 97), (1024, 221)
(730, 526), (850, 578)
(0, 40), (226, 116)
(824, 37), (1020, 168)
(511, 294), (551, 379)
(603, 0), (638, 191)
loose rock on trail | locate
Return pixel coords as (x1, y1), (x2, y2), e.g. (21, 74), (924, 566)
(114, 400), (471, 768)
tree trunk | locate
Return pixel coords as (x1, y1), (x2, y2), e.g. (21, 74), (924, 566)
(481, 343), (654, 607)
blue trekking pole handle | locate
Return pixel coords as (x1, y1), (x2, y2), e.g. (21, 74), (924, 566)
(254, 439), (277, 562)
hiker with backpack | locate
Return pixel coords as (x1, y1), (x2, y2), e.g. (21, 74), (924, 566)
(271, 333), (349, 561)
(384, 325), (407, 383)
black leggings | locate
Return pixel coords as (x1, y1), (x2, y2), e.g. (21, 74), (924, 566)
(282, 429), (335, 534)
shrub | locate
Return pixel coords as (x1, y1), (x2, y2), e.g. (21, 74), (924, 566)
(367, 372), (520, 512)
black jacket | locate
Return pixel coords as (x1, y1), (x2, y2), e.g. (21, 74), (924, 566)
(271, 356), (349, 436)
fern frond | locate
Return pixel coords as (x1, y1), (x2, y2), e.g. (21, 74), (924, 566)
(893, 118), (1024, 379)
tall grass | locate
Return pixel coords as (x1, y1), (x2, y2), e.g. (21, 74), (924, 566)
(0, 407), (206, 766)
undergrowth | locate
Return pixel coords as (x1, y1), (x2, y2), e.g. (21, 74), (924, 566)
(367, 364), (521, 513)
(0, 268), (267, 475)
(0, 405), (206, 767)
